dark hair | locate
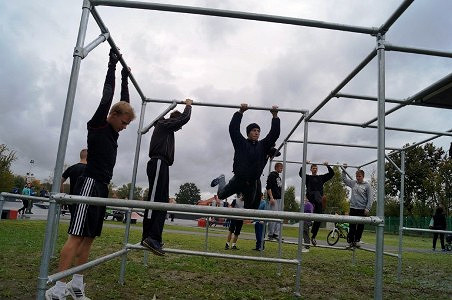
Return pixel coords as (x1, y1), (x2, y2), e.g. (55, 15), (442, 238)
(170, 110), (182, 118)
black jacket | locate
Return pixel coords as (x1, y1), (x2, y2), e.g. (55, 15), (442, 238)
(148, 106), (191, 166)
(299, 166), (334, 202)
(230, 112), (280, 180)
(266, 171), (282, 199)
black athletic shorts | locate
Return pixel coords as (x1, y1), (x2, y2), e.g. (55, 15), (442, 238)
(228, 219), (244, 236)
(68, 176), (108, 238)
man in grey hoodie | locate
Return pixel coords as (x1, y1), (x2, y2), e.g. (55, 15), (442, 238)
(342, 164), (373, 248)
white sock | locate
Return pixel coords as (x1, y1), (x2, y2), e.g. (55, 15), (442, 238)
(72, 274), (84, 289)
(226, 242), (230, 246)
(54, 281), (67, 295)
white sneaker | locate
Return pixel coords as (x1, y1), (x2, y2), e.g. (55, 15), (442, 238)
(67, 280), (90, 300)
(45, 285), (67, 300)
(302, 248), (310, 253)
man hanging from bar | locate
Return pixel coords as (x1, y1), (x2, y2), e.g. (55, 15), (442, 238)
(211, 103), (280, 210)
(298, 161), (334, 247)
(141, 99), (192, 256)
(46, 48), (135, 300)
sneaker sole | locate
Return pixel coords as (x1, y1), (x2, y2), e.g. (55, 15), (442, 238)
(142, 240), (165, 256)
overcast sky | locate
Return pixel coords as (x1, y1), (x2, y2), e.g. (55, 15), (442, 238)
(1, 0), (451, 200)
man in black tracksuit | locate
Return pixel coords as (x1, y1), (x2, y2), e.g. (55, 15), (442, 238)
(212, 103), (280, 210)
(141, 99), (192, 256)
(299, 162), (334, 246)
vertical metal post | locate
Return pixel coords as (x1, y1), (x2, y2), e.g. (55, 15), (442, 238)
(205, 217), (209, 251)
(397, 150), (405, 281)
(277, 142), (288, 275)
(36, 2), (91, 299)
(51, 205), (62, 257)
(120, 100), (147, 283)
(374, 33), (386, 300)
(294, 113), (309, 297)
(119, 209), (132, 284)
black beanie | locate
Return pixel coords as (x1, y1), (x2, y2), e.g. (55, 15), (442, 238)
(246, 123), (260, 135)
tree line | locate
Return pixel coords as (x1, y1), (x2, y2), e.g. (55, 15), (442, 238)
(1, 142), (449, 217)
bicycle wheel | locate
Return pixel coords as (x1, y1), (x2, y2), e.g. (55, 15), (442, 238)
(327, 229), (340, 246)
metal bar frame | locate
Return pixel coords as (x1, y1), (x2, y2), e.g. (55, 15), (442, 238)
(287, 139), (401, 151)
(91, 0), (378, 35)
(33, 0), (451, 299)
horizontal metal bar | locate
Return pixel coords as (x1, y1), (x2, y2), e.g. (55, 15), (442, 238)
(358, 247), (398, 258)
(141, 101), (177, 134)
(127, 243), (299, 264)
(48, 248), (129, 283)
(82, 32), (109, 58)
(306, 49), (377, 121)
(52, 193), (383, 225)
(378, 0), (414, 34)
(286, 139), (401, 151)
(91, 0), (378, 35)
(169, 211), (282, 223)
(145, 98), (307, 113)
(90, 7), (147, 101)
(385, 43), (452, 58)
(335, 93), (407, 105)
(1, 193), (49, 202)
(309, 119), (452, 137)
(273, 160), (361, 169)
(358, 129), (452, 168)
(403, 227), (452, 235)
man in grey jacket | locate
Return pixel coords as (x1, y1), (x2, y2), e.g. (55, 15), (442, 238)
(342, 164), (373, 248)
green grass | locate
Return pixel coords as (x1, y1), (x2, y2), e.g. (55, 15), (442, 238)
(0, 220), (451, 299)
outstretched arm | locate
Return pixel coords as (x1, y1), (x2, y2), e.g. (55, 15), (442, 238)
(229, 103), (247, 147)
(341, 164), (354, 188)
(120, 67), (130, 103)
(158, 99), (192, 130)
(261, 105), (280, 148)
(322, 162), (335, 182)
(88, 48), (119, 127)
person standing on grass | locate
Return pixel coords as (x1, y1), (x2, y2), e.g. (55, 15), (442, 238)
(225, 194), (245, 250)
(60, 149), (88, 214)
(430, 205), (447, 252)
(298, 161), (334, 246)
(341, 164), (373, 249)
(211, 103), (280, 210)
(266, 162), (283, 240)
(302, 197), (314, 252)
(141, 99), (192, 256)
(18, 182), (31, 216)
(46, 48), (135, 300)
(253, 193), (267, 251)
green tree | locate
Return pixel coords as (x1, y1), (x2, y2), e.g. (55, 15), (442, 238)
(116, 183), (143, 200)
(0, 144), (17, 192)
(284, 186), (299, 212)
(323, 165), (349, 214)
(385, 143), (445, 216)
(175, 182), (201, 205)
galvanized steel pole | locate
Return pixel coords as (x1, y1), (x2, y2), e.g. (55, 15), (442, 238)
(397, 150), (405, 281)
(374, 33), (386, 300)
(37, 1), (91, 299)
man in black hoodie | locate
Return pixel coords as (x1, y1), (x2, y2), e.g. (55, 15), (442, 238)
(212, 103), (280, 210)
(141, 99), (192, 256)
(298, 162), (334, 246)
(266, 162), (283, 239)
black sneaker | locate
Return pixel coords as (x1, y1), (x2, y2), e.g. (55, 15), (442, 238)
(210, 174), (225, 187)
(225, 243), (230, 250)
(311, 238), (317, 246)
(141, 237), (165, 256)
(231, 245), (239, 250)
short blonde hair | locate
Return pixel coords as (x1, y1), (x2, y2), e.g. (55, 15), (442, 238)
(109, 101), (136, 120)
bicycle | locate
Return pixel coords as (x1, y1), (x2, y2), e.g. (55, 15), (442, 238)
(326, 222), (349, 246)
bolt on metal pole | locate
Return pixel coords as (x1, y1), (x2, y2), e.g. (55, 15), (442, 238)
(374, 33), (386, 300)
(36, 1), (91, 298)
(294, 113), (309, 297)
(397, 150), (405, 281)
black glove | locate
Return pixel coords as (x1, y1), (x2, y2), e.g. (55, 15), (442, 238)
(108, 48), (120, 66)
(121, 67), (130, 78)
